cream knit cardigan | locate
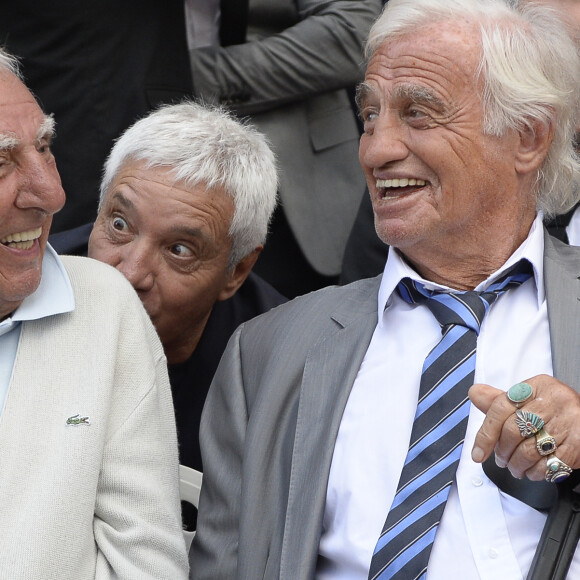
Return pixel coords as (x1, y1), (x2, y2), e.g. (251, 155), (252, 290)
(0, 256), (188, 579)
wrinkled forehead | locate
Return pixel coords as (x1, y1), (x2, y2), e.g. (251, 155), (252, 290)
(360, 20), (482, 106)
(0, 70), (37, 107)
(0, 71), (53, 142)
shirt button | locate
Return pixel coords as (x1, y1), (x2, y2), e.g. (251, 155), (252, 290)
(489, 548), (499, 559)
(472, 477), (483, 487)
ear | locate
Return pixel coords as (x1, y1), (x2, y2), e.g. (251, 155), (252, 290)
(217, 246), (263, 302)
(514, 118), (554, 176)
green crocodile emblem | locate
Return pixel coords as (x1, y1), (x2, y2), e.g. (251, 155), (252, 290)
(66, 413), (90, 426)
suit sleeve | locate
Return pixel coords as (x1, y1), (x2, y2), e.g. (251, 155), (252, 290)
(189, 325), (249, 579)
(92, 297), (189, 579)
(189, 0), (382, 115)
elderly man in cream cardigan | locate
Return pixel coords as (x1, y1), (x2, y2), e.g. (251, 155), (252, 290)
(0, 48), (188, 579)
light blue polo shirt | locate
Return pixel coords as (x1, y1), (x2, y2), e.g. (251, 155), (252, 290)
(0, 244), (75, 416)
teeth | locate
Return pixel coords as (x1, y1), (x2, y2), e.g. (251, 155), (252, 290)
(4, 240), (35, 250)
(0, 227), (42, 246)
(376, 178), (426, 188)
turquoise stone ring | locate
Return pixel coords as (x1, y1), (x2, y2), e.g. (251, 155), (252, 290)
(506, 382), (533, 408)
(545, 454), (573, 483)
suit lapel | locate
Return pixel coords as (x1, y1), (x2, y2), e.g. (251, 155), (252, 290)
(544, 231), (580, 390)
(279, 280), (379, 580)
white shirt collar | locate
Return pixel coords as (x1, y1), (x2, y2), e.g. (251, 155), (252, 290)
(377, 214), (545, 326)
(4, 243), (75, 325)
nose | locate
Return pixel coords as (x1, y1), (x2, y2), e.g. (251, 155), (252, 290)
(15, 149), (66, 215)
(116, 241), (156, 293)
(359, 112), (410, 170)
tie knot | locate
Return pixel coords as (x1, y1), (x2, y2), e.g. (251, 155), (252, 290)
(398, 282), (490, 333)
(396, 261), (532, 334)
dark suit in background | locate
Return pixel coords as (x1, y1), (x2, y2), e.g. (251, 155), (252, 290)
(0, 0), (192, 233)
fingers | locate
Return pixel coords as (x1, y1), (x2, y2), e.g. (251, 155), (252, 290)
(470, 374), (580, 483)
(468, 383), (505, 414)
(468, 382), (517, 463)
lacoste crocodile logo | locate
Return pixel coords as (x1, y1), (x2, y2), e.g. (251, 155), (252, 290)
(66, 413), (90, 426)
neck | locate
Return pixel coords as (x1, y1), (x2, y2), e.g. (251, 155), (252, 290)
(164, 321), (207, 365)
(401, 215), (536, 291)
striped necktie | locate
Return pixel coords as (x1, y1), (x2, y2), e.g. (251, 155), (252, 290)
(368, 264), (532, 580)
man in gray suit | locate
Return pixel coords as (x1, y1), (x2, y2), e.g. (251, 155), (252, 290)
(187, 0), (382, 297)
(190, 0), (580, 578)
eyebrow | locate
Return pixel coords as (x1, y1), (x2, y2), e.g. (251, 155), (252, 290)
(0, 134), (19, 150)
(109, 191), (135, 210)
(355, 82), (376, 113)
(37, 115), (56, 143)
(0, 114), (56, 151)
(392, 84), (447, 110)
(166, 224), (211, 243)
(355, 81), (448, 114)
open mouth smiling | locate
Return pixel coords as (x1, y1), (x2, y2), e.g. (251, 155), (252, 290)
(0, 227), (42, 250)
(376, 178), (428, 200)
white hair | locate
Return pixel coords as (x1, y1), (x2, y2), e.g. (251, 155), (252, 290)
(100, 101), (278, 267)
(0, 47), (21, 78)
(366, 0), (580, 217)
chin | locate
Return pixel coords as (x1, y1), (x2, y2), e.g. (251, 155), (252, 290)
(375, 221), (413, 249)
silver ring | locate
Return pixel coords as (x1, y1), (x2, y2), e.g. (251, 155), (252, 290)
(506, 382), (533, 408)
(515, 409), (544, 438)
(536, 428), (557, 456)
(545, 454), (573, 483)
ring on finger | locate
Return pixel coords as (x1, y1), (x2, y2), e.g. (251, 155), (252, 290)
(536, 428), (557, 456)
(515, 409), (545, 438)
(506, 382), (533, 408)
(545, 454), (573, 483)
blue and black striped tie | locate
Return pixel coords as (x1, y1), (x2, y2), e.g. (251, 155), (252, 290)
(368, 264), (532, 580)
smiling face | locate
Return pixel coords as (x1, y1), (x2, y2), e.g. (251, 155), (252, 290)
(0, 72), (65, 319)
(358, 20), (538, 286)
(88, 159), (252, 363)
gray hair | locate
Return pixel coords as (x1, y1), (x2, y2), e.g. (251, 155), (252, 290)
(100, 101), (278, 267)
(366, 0), (580, 217)
(0, 47), (21, 78)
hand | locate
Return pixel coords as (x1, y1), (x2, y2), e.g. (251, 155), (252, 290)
(469, 374), (580, 481)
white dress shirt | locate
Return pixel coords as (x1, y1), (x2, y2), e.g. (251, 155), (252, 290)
(316, 215), (580, 579)
(0, 244), (74, 417)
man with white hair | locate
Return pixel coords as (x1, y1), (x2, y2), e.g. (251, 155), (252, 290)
(0, 49), (188, 578)
(190, 0), (580, 578)
(87, 101), (282, 474)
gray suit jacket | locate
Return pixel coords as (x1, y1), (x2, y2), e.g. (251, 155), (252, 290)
(189, 0), (382, 276)
(190, 231), (580, 579)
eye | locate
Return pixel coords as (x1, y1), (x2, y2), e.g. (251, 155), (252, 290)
(361, 108), (379, 135)
(361, 106), (379, 123)
(404, 106), (432, 129)
(169, 243), (193, 258)
(408, 107), (426, 118)
(111, 216), (128, 232)
(37, 140), (54, 159)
